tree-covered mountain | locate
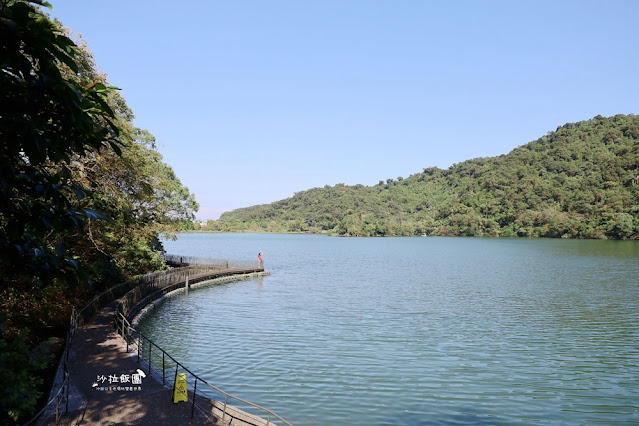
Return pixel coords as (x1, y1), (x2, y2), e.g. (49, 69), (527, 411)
(212, 114), (639, 239)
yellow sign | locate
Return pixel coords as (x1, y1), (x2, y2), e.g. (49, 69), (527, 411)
(173, 373), (188, 403)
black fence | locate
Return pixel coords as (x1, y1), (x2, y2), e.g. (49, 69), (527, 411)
(23, 309), (76, 426)
(116, 313), (292, 425)
(24, 256), (263, 425)
(164, 254), (260, 269)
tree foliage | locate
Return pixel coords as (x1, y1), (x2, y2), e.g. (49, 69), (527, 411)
(1, 0), (119, 293)
(0, 1), (197, 422)
(215, 114), (639, 239)
(56, 36), (199, 277)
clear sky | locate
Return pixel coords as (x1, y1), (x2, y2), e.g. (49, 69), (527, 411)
(49, 0), (638, 220)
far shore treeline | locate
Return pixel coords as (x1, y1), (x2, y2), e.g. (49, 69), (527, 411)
(206, 114), (639, 239)
(0, 1), (197, 423)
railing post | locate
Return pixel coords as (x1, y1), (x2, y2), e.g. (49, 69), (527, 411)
(222, 395), (228, 423)
(64, 369), (69, 414)
(148, 339), (152, 374)
(185, 274), (189, 295)
(162, 352), (165, 385)
(191, 378), (197, 419)
(173, 363), (179, 399)
(137, 334), (141, 363)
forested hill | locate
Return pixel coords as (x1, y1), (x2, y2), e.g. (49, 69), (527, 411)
(213, 114), (639, 239)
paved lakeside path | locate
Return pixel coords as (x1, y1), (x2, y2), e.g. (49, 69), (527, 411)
(52, 274), (276, 425)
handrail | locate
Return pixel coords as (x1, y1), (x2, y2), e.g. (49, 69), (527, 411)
(23, 257), (267, 425)
(116, 312), (292, 425)
(164, 254), (260, 269)
(22, 371), (69, 426)
(25, 267), (185, 425)
(22, 308), (77, 426)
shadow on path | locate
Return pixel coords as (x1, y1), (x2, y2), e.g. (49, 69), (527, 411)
(57, 300), (270, 425)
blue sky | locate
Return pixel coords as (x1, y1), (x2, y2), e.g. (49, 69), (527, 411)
(49, 1), (638, 220)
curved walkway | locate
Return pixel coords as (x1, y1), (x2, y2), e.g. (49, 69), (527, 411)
(62, 301), (204, 425)
(56, 276), (274, 425)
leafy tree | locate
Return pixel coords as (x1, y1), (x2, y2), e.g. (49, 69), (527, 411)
(0, 2), (198, 421)
(0, 324), (53, 423)
(0, 0), (120, 421)
(52, 25), (198, 278)
(1, 0), (120, 292)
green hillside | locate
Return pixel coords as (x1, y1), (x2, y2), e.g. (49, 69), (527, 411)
(213, 114), (639, 239)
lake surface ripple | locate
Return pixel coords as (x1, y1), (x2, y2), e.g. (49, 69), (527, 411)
(137, 234), (639, 425)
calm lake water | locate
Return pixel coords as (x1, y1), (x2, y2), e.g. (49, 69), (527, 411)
(137, 233), (639, 425)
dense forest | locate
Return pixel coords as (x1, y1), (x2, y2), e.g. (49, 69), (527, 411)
(212, 114), (639, 239)
(0, 1), (197, 422)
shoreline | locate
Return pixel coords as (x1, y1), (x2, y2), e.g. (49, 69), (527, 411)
(175, 229), (631, 240)
(130, 270), (271, 328)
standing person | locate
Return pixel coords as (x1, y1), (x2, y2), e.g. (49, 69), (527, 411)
(258, 252), (263, 269)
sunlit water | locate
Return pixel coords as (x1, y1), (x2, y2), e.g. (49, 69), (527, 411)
(137, 234), (639, 425)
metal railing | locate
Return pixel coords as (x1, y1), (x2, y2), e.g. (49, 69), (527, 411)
(116, 264), (263, 322)
(114, 258), (287, 425)
(116, 313), (292, 426)
(164, 254), (260, 269)
(24, 271), (146, 425)
(24, 256), (270, 425)
(23, 309), (76, 426)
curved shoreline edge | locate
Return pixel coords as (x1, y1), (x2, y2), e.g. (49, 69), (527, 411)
(114, 268), (290, 425)
(37, 265), (285, 425)
(130, 270), (271, 327)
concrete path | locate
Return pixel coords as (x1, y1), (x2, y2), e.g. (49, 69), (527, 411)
(57, 301), (211, 425)
(55, 301), (274, 425)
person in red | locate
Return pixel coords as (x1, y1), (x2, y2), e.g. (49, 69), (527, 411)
(258, 253), (263, 269)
